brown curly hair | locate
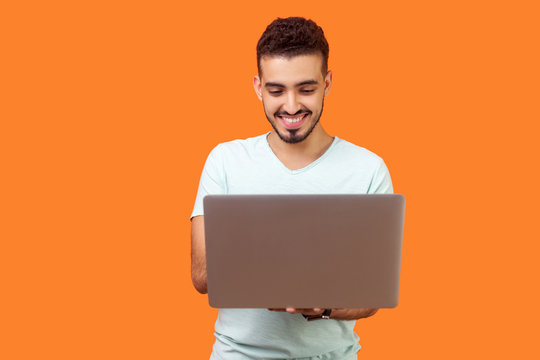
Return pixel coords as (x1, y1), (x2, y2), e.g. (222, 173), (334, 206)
(256, 17), (329, 76)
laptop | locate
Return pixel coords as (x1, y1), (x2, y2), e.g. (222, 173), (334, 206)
(203, 194), (405, 309)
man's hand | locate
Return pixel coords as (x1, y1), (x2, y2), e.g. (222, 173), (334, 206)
(268, 307), (379, 320)
(268, 307), (324, 316)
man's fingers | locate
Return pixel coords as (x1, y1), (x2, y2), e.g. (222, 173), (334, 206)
(269, 307), (301, 313)
(287, 308), (323, 314)
(268, 308), (324, 315)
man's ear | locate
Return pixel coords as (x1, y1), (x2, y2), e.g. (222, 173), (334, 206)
(324, 70), (332, 97)
(253, 75), (263, 101)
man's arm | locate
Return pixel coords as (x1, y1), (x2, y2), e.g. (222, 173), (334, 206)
(191, 215), (208, 294)
(269, 307), (379, 320)
(330, 308), (378, 320)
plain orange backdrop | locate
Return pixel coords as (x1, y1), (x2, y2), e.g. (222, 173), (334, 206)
(1, 0), (539, 359)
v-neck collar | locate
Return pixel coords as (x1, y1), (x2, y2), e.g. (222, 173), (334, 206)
(264, 132), (339, 175)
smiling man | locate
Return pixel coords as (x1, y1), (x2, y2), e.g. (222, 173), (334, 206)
(191, 17), (393, 360)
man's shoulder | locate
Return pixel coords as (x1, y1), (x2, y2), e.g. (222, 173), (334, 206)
(211, 133), (268, 155)
(205, 134), (267, 161)
(333, 136), (384, 165)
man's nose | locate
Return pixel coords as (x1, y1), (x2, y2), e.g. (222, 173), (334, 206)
(282, 92), (301, 115)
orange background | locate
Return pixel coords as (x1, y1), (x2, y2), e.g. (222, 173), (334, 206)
(1, 0), (539, 358)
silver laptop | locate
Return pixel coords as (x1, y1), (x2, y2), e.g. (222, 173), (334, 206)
(203, 194), (405, 309)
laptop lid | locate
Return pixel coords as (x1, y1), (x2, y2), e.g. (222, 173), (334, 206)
(203, 194), (405, 308)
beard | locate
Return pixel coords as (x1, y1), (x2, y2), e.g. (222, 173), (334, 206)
(264, 99), (324, 144)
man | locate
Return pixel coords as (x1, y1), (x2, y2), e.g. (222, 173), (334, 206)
(191, 17), (393, 360)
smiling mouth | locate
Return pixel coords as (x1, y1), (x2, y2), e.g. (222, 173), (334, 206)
(276, 112), (309, 129)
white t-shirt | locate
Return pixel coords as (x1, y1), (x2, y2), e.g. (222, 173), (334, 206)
(191, 133), (393, 360)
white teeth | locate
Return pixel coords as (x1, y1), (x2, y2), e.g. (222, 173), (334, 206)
(282, 116), (303, 123)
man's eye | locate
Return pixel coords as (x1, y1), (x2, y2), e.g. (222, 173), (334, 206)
(301, 89), (315, 93)
(269, 91), (283, 95)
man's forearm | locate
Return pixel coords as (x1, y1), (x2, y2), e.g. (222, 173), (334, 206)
(191, 257), (208, 294)
(330, 308), (378, 320)
(191, 271), (208, 294)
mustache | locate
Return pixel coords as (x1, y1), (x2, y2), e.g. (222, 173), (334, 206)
(275, 110), (311, 117)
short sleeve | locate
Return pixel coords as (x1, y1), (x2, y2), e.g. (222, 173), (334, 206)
(367, 159), (394, 194)
(190, 145), (227, 220)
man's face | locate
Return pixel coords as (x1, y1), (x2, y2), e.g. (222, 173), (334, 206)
(254, 54), (332, 144)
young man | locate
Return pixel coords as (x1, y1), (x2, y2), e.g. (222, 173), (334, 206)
(191, 17), (393, 360)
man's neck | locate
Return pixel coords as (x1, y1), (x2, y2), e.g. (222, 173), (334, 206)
(267, 126), (334, 169)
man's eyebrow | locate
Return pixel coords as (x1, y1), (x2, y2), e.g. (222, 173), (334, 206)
(264, 80), (319, 88)
(264, 82), (285, 88)
(295, 80), (318, 87)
